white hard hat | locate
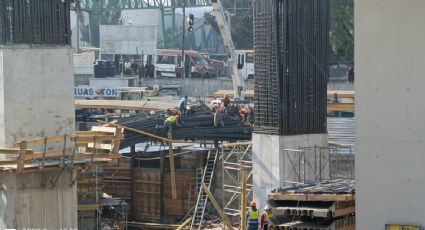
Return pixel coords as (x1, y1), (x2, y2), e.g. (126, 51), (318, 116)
(264, 205), (271, 210)
(150, 111), (155, 115)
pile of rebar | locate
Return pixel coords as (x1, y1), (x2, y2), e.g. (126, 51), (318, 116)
(253, 0), (330, 135)
(116, 105), (252, 148)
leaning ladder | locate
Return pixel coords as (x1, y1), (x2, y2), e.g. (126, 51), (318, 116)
(190, 149), (219, 230)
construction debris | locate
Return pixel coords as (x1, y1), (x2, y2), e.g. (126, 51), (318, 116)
(268, 179), (355, 230)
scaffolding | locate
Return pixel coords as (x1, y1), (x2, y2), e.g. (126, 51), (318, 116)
(283, 144), (355, 186)
(221, 142), (252, 223)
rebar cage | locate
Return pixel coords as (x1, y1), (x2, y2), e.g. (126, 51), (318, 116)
(0, 0), (71, 46)
(253, 0), (330, 135)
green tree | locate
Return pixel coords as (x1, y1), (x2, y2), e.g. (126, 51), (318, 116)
(330, 0), (354, 61)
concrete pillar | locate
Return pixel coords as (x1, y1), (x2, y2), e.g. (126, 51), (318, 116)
(356, 0), (425, 228)
(0, 46), (75, 147)
(252, 133), (328, 210)
(0, 45), (76, 228)
(0, 170), (78, 229)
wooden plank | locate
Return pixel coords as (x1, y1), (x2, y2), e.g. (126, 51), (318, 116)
(268, 193), (354, 202)
(222, 141), (252, 147)
(168, 132), (177, 200)
(91, 126), (117, 133)
(87, 143), (113, 150)
(201, 183), (234, 230)
(17, 135), (67, 146)
(0, 159), (18, 165)
(72, 135), (123, 143)
(72, 153), (121, 160)
(17, 141), (27, 173)
(0, 148), (33, 154)
(241, 170), (247, 230)
(176, 217), (192, 230)
(98, 121), (171, 143)
(75, 99), (173, 111)
(327, 103), (354, 112)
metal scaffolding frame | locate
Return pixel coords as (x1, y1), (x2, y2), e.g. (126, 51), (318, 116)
(283, 146), (330, 185)
(283, 144), (355, 186)
(221, 142), (253, 221)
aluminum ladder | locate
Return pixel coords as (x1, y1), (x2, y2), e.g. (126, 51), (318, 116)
(190, 149), (218, 230)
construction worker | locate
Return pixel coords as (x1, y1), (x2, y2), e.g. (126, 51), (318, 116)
(222, 94), (231, 115)
(179, 96), (188, 116)
(156, 114), (180, 133)
(239, 106), (251, 125)
(214, 101), (224, 127)
(260, 205), (272, 230)
(247, 201), (259, 230)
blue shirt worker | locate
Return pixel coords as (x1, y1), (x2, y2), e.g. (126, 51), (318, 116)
(179, 96), (188, 115)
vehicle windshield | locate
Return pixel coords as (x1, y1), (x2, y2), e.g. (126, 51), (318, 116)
(192, 55), (209, 66)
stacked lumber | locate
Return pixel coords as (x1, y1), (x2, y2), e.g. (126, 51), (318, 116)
(268, 180), (355, 230)
(116, 104), (252, 148)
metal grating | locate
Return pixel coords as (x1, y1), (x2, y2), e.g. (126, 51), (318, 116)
(253, 0), (330, 135)
(0, 0), (71, 46)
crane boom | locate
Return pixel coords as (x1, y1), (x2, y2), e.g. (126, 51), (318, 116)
(211, 0), (245, 99)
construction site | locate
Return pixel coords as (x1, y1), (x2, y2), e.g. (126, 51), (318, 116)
(0, 0), (423, 229)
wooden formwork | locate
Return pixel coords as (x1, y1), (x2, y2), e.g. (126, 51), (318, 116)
(0, 126), (123, 173)
(132, 168), (196, 221)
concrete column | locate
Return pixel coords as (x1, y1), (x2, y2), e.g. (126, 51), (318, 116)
(252, 133), (328, 210)
(0, 170), (78, 229)
(0, 46), (75, 147)
(356, 0), (425, 227)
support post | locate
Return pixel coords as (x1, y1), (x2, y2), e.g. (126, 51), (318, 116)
(168, 132), (177, 200)
(130, 144), (135, 220)
(160, 146), (165, 222)
(17, 141), (28, 172)
(201, 183), (233, 230)
(240, 170), (248, 230)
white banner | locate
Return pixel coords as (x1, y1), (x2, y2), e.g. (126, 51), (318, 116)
(100, 25), (157, 55)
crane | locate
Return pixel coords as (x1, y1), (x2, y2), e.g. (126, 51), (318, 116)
(211, 0), (246, 99)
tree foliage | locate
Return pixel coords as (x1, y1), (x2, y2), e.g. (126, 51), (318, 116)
(330, 0), (354, 61)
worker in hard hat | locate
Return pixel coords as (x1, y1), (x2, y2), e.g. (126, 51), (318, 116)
(260, 205), (272, 230)
(247, 201), (259, 230)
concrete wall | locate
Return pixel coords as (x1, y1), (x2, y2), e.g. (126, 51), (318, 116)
(0, 47), (75, 146)
(0, 170), (78, 229)
(356, 0), (425, 227)
(252, 133), (328, 210)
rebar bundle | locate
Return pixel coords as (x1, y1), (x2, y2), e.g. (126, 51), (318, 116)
(117, 105), (252, 149)
(253, 0), (330, 135)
